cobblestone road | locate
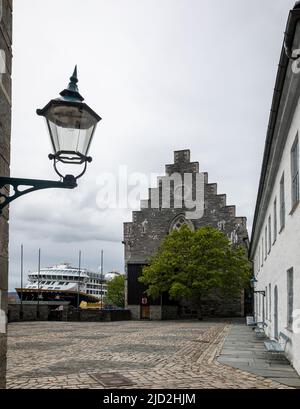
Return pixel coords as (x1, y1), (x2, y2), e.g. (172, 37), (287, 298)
(6, 320), (291, 389)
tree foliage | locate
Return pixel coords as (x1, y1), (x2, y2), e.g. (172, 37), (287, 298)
(105, 275), (125, 308)
(139, 226), (251, 302)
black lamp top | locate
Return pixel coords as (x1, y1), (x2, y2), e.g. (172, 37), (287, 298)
(294, 1), (300, 9)
(37, 66), (102, 123)
(59, 66), (84, 102)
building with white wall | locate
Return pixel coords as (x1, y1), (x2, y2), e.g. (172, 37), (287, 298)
(250, 2), (300, 376)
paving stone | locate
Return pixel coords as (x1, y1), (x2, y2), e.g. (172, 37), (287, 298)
(269, 378), (300, 388)
(6, 321), (298, 389)
(218, 324), (300, 388)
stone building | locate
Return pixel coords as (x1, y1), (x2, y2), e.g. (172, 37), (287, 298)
(0, 0), (12, 389)
(250, 2), (300, 376)
(124, 150), (249, 320)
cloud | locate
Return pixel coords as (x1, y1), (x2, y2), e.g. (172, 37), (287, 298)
(8, 0), (295, 290)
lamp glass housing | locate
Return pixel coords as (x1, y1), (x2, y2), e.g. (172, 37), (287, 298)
(37, 67), (101, 165)
(44, 102), (98, 162)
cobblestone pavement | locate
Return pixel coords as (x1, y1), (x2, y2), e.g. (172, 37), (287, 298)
(7, 320), (292, 389)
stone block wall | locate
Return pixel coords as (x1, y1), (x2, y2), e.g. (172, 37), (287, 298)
(149, 305), (162, 321)
(8, 304), (49, 322)
(0, 0), (12, 389)
(161, 305), (178, 320)
(127, 305), (140, 320)
(7, 304), (132, 323)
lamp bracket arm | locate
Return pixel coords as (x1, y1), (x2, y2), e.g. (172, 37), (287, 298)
(0, 176), (77, 214)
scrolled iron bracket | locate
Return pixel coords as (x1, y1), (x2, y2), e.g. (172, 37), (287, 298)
(254, 290), (266, 297)
(0, 175), (77, 215)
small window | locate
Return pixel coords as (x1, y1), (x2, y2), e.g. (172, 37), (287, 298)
(268, 216), (271, 253)
(291, 134), (299, 209)
(287, 268), (294, 330)
(280, 174), (285, 230)
(261, 238), (264, 266)
(269, 283), (272, 321)
(255, 295), (258, 320)
(265, 286), (268, 320)
(264, 227), (268, 260)
(273, 198), (277, 244)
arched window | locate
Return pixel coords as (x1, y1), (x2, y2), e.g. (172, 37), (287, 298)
(169, 214), (195, 233)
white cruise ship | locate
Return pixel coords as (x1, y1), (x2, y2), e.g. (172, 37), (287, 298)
(16, 263), (108, 306)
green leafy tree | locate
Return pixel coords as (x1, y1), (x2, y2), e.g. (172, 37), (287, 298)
(139, 226), (251, 317)
(105, 275), (125, 308)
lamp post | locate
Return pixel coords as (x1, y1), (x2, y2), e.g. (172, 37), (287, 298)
(0, 67), (101, 214)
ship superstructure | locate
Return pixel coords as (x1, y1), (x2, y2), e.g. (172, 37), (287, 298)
(16, 263), (107, 306)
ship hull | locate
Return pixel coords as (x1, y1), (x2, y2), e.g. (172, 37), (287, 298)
(16, 288), (100, 307)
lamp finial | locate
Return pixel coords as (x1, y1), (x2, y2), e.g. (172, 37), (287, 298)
(59, 66), (84, 102)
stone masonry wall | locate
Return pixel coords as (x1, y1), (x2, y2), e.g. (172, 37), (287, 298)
(0, 0), (12, 389)
(127, 305), (140, 320)
(124, 151), (248, 266)
(7, 304), (132, 323)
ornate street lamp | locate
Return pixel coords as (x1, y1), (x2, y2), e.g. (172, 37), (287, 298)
(0, 67), (101, 215)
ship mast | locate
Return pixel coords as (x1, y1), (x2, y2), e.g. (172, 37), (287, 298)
(37, 249), (41, 319)
(77, 251), (82, 309)
(101, 250), (104, 310)
(20, 244), (24, 320)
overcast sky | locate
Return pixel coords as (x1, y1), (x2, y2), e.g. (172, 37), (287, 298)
(8, 0), (296, 290)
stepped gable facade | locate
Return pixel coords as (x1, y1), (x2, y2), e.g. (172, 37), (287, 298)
(124, 150), (249, 320)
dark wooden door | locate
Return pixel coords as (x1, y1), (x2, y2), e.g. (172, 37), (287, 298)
(141, 305), (150, 320)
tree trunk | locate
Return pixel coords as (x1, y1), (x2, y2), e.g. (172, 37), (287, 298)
(197, 295), (203, 321)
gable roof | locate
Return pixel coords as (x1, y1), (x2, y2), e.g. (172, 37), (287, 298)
(250, 3), (300, 257)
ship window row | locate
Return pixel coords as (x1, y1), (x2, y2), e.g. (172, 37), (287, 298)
(87, 290), (107, 295)
(42, 281), (68, 286)
(30, 281), (69, 286)
(88, 278), (105, 283)
(30, 275), (104, 282)
(30, 276), (87, 282)
(42, 270), (81, 274)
